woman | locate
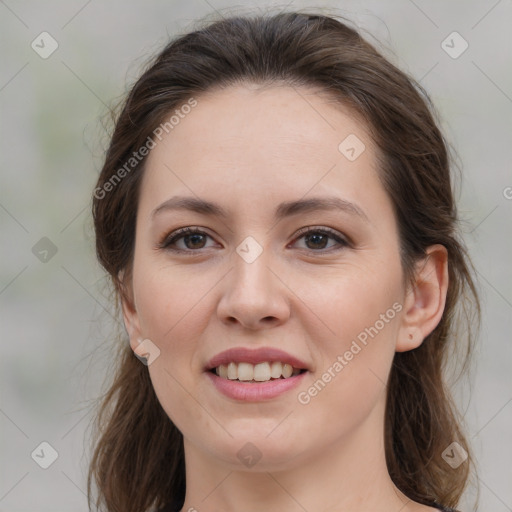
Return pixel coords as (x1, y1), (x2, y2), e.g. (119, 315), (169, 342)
(87, 11), (480, 512)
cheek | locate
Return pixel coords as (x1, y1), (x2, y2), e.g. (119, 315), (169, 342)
(293, 263), (402, 421)
(131, 261), (228, 381)
(291, 258), (403, 353)
(133, 260), (213, 345)
(294, 318), (398, 443)
(132, 265), (216, 431)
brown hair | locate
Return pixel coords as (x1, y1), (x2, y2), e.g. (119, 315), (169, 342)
(87, 10), (480, 512)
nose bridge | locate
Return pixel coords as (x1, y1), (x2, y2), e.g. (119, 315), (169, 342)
(233, 239), (272, 292)
(217, 236), (290, 328)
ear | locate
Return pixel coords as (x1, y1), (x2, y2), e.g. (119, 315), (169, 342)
(118, 270), (145, 356)
(396, 244), (449, 352)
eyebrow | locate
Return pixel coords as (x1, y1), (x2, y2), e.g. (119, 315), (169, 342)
(151, 195), (369, 223)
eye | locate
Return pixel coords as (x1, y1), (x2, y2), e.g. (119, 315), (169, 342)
(290, 226), (349, 252)
(158, 227), (218, 252)
(157, 225), (349, 254)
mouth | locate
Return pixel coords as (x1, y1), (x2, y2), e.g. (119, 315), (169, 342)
(208, 362), (307, 383)
(204, 347), (310, 400)
(205, 363), (308, 401)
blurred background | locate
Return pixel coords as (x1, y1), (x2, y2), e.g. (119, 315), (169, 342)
(1, 1), (511, 511)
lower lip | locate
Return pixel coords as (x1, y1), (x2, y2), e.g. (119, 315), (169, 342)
(205, 370), (308, 401)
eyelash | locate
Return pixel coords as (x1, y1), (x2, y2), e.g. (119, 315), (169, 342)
(157, 226), (350, 255)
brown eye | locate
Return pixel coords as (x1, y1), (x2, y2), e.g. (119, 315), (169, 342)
(304, 232), (329, 250)
(181, 233), (207, 249)
(291, 227), (349, 252)
(159, 227), (216, 252)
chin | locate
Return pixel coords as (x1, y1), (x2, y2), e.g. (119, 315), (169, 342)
(211, 428), (305, 471)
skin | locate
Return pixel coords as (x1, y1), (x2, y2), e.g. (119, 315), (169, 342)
(121, 83), (448, 512)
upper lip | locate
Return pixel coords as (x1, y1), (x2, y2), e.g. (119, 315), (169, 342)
(205, 347), (309, 371)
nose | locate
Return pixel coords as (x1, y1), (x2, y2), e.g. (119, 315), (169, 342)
(216, 247), (291, 331)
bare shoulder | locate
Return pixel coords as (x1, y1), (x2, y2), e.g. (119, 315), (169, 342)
(411, 503), (459, 512)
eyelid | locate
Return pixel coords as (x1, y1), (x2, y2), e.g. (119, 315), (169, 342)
(156, 226), (217, 251)
(157, 225), (351, 253)
(292, 225), (349, 244)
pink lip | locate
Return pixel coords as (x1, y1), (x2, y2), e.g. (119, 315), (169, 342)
(205, 347), (309, 371)
(205, 370), (307, 401)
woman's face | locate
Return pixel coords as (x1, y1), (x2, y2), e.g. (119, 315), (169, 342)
(122, 83), (414, 470)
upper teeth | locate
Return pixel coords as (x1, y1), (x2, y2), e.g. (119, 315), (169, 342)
(215, 362), (302, 381)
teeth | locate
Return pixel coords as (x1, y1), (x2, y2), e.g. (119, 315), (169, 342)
(238, 362), (253, 381)
(227, 362), (237, 380)
(282, 363), (293, 378)
(270, 361), (282, 378)
(214, 361), (303, 382)
(253, 362), (270, 381)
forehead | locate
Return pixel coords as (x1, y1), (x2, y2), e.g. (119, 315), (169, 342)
(138, 84), (389, 224)
(153, 83), (371, 160)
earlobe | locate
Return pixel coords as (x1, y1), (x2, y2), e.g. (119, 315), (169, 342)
(396, 245), (449, 352)
(132, 337), (150, 359)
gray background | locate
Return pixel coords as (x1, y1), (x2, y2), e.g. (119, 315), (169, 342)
(1, 1), (511, 511)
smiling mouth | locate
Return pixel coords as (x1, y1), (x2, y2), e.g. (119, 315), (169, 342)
(209, 361), (307, 383)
